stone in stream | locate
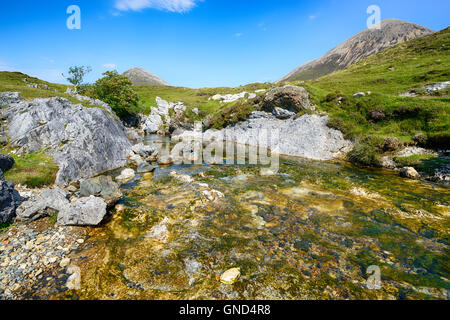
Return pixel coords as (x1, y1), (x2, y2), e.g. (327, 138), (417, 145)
(57, 196), (107, 226)
(115, 168), (135, 181)
(80, 175), (122, 207)
(137, 161), (155, 174)
(131, 143), (157, 159)
(399, 167), (420, 179)
(16, 188), (70, 222)
(220, 268), (241, 285)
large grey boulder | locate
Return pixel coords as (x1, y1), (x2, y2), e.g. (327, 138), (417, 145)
(0, 180), (21, 224)
(16, 188), (70, 222)
(1, 92), (132, 186)
(262, 86), (314, 113)
(174, 114), (353, 161)
(57, 196), (107, 226)
(0, 154), (14, 172)
(80, 175), (122, 207)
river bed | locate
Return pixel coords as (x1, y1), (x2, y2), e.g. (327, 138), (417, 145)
(66, 137), (449, 300)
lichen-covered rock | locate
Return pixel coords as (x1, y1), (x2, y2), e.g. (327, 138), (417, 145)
(262, 86), (314, 113)
(57, 196), (107, 226)
(0, 154), (14, 172)
(16, 188), (70, 221)
(0, 180), (21, 224)
(1, 92), (132, 186)
(399, 167), (420, 179)
(80, 176), (122, 207)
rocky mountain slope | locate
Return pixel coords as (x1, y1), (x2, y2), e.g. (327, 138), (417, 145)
(123, 68), (169, 86)
(278, 19), (434, 82)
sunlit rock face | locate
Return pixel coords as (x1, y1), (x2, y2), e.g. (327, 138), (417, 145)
(1, 92), (132, 186)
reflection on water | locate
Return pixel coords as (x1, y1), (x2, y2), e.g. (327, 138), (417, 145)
(73, 136), (450, 300)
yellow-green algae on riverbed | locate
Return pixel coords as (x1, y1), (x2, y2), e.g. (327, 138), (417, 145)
(70, 157), (449, 300)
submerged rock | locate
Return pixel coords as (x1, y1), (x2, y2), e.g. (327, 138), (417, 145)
(57, 196), (107, 226)
(1, 92), (132, 187)
(145, 218), (169, 242)
(116, 168), (135, 181)
(80, 176), (122, 207)
(137, 161), (155, 174)
(220, 268), (241, 285)
(16, 188), (70, 221)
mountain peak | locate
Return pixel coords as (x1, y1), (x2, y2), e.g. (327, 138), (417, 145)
(123, 68), (169, 86)
(278, 19), (434, 83)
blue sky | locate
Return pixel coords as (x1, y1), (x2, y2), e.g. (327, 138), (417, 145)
(0, 0), (448, 88)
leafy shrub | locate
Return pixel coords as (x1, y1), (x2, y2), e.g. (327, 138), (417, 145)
(93, 71), (140, 118)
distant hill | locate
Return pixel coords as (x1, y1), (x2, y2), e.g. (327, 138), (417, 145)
(123, 68), (169, 86)
(278, 19), (434, 83)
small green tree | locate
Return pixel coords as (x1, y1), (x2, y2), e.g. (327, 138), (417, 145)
(93, 70), (140, 118)
(63, 65), (92, 88)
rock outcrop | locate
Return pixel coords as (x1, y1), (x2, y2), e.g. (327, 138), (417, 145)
(279, 19), (434, 82)
(262, 86), (314, 113)
(139, 97), (191, 135)
(175, 113), (352, 161)
(16, 188), (70, 222)
(0, 154), (14, 172)
(1, 92), (132, 187)
(57, 196), (107, 226)
(0, 179), (21, 224)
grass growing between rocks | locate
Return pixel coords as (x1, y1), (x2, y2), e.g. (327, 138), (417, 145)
(0, 222), (11, 234)
(133, 83), (272, 117)
(4, 152), (58, 188)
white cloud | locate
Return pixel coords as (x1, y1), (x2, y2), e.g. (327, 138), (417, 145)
(235, 33), (243, 37)
(103, 63), (117, 69)
(115, 0), (201, 13)
(309, 15), (317, 20)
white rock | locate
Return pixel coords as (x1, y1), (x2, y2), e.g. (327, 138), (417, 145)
(220, 268), (241, 284)
(116, 168), (135, 181)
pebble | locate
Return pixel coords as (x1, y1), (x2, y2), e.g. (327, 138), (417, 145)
(220, 268), (241, 285)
